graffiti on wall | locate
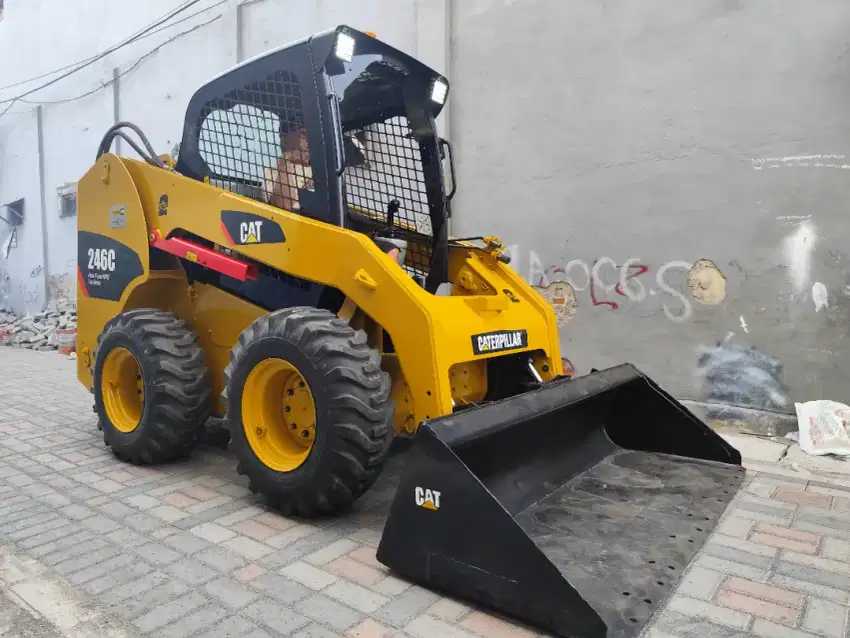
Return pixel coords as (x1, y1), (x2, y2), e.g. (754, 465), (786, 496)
(17, 282), (38, 308)
(696, 336), (789, 411)
(753, 154), (850, 171)
(503, 245), (728, 325)
(784, 221), (816, 295)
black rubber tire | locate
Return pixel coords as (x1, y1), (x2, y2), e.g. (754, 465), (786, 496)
(93, 309), (212, 464)
(224, 307), (394, 517)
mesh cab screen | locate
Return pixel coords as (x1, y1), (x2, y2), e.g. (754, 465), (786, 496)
(197, 70), (315, 213)
(343, 116), (434, 280)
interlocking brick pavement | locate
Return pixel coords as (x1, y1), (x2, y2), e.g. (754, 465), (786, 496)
(0, 348), (849, 637)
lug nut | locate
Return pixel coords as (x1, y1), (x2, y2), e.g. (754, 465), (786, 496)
(287, 389), (294, 396)
(299, 381), (305, 388)
(301, 430), (309, 438)
(290, 423), (297, 429)
(255, 427), (263, 436)
(284, 406), (291, 413)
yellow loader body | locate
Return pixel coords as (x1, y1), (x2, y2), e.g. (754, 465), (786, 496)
(74, 25), (742, 638)
(76, 154), (563, 432)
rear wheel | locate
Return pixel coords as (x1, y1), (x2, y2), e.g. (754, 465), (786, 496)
(93, 309), (212, 464)
(224, 307), (394, 517)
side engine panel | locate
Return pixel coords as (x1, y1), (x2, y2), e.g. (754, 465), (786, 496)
(76, 155), (152, 389)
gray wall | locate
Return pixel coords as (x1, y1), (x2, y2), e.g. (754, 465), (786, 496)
(1, 0), (849, 412)
(451, 0), (850, 411)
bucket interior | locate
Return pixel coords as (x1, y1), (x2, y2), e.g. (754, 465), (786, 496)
(449, 376), (746, 638)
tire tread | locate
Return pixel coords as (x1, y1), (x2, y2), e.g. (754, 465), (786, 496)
(223, 306), (393, 517)
(94, 309), (212, 464)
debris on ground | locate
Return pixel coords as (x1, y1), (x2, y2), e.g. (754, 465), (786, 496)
(0, 301), (76, 354)
(792, 399), (850, 456)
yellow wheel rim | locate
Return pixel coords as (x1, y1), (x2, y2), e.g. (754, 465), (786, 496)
(101, 346), (144, 433)
(242, 358), (316, 472)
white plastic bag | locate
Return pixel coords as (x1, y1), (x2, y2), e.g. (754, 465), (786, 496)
(794, 400), (850, 456)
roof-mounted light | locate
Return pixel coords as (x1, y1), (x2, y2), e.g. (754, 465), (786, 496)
(335, 32), (356, 62)
(431, 78), (448, 105)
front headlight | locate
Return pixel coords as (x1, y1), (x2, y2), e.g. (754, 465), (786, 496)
(431, 78), (448, 105)
(335, 33), (356, 62)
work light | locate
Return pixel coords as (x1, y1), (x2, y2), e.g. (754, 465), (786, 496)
(431, 78), (448, 105)
(335, 33), (355, 62)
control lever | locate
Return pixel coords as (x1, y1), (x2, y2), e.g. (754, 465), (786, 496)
(373, 199), (407, 266)
(386, 199), (399, 230)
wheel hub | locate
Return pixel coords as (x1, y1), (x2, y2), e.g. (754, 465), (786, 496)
(101, 346), (144, 433)
(242, 358), (316, 471)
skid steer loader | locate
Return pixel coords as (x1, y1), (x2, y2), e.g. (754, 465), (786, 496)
(76, 26), (744, 638)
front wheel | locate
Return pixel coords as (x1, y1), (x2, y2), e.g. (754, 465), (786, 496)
(224, 307), (394, 517)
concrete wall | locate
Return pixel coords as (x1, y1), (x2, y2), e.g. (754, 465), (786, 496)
(452, 0), (850, 410)
(0, 111), (42, 311)
(1, 0), (848, 412)
(0, 0), (244, 316)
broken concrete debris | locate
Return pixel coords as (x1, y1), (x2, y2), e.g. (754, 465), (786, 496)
(0, 303), (76, 353)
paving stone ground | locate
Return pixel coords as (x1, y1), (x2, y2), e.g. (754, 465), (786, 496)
(1, 348), (849, 637)
(0, 587), (62, 637)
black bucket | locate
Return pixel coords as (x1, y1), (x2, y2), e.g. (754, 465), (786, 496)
(376, 364), (745, 638)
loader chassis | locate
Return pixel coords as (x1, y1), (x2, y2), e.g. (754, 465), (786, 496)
(76, 25), (743, 638)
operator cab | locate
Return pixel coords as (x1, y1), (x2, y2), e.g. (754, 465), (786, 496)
(174, 26), (454, 292)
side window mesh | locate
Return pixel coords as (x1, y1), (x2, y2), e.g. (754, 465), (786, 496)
(343, 116), (433, 280)
(198, 70), (314, 211)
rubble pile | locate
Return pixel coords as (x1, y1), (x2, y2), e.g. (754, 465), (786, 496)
(0, 301), (77, 352)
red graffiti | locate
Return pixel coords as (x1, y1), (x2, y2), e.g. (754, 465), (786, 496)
(590, 259), (618, 309)
(614, 263), (650, 297)
(536, 259), (650, 311)
(537, 265), (565, 288)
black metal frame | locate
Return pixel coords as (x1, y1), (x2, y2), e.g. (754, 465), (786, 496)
(0, 199), (24, 226)
(176, 38), (332, 224)
(175, 25), (451, 291)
